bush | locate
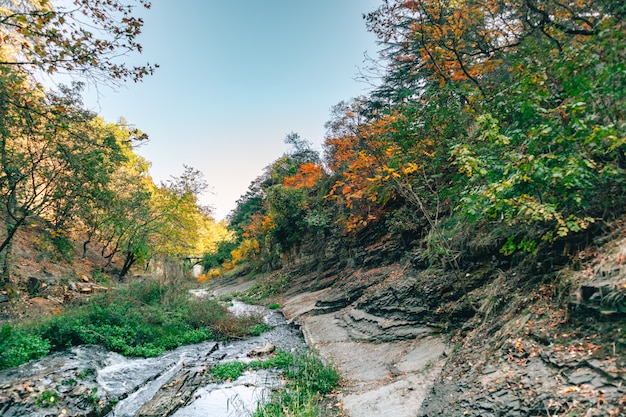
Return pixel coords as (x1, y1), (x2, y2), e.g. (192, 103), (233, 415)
(0, 325), (51, 369)
(239, 274), (289, 303)
(0, 280), (267, 370)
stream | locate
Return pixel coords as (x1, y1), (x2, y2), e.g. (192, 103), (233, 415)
(0, 302), (307, 417)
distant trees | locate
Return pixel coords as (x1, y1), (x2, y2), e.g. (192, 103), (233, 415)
(207, 134), (327, 274)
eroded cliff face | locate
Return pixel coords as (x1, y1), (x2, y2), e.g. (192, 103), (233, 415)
(276, 227), (626, 416)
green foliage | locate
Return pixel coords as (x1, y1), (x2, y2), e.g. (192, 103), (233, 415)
(0, 280), (266, 370)
(76, 368), (96, 379)
(83, 387), (100, 406)
(268, 303), (281, 310)
(50, 231), (75, 262)
(210, 361), (249, 381)
(237, 274), (290, 304)
(209, 348), (340, 415)
(0, 325), (51, 369)
(202, 240), (237, 270)
(281, 352), (340, 396)
(454, 24), (626, 249)
(266, 185), (309, 251)
(36, 390), (58, 408)
(500, 236), (538, 257)
(35, 287), (219, 357)
(249, 323), (272, 336)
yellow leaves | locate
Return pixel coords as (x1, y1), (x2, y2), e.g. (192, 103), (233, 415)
(402, 162), (419, 175)
(382, 166), (401, 180)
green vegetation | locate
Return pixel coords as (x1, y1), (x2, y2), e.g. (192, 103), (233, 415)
(229, 274), (290, 305)
(208, 350), (341, 417)
(0, 280), (266, 370)
(0, 325), (51, 369)
(199, 1), (626, 283)
(268, 303), (281, 310)
(255, 351), (341, 417)
(36, 390), (57, 408)
(76, 368), (96, 379)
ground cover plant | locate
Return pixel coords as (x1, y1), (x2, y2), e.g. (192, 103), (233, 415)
(0, 279), (266, 370)
(222, 274), (290, 305)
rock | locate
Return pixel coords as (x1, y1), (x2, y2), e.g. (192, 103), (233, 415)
(313, 285), (366, 314)
(247, 343), (276, 357)
(0, 294), (8, 303)
(135, 368), (205, 417)
(70, 386), (89, 397)
(567, 369), (597, 385)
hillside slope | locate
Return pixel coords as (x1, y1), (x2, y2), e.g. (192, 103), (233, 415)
(0, 223), (125, 324)
(272, 221), (626, 416)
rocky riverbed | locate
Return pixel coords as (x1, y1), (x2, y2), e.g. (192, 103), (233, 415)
(3, 238), (626, 417)
(0, 302), (306, 417)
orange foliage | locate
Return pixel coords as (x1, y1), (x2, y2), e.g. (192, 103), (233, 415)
(323, 96), (446, 233)
(283, 162), (324, 189)
(325, 111), (433, 232)
(369, 0), (598, 92)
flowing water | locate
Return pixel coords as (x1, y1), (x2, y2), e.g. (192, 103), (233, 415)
(0, 302), (306, 417)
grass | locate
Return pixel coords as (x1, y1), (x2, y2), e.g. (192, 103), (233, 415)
(208, 350), (341, 417)
(222, 274), (290, 305)
(0, 279), (268, 370)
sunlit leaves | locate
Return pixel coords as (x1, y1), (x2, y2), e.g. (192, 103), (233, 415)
(283, 162), (324, 189)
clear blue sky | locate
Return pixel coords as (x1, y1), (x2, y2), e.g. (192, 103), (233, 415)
(82, 0), (381, 221)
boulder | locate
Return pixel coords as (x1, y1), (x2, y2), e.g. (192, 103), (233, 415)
(247, 343), (276, 357)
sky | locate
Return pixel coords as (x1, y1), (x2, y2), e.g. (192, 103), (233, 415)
(80, 0), (382, 221)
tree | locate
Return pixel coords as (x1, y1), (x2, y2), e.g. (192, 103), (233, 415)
(365, 0), (612, 99)
(364, 0), (626, 249)
(0, 0), (157, 287)
(0, 68), (136, 284)
(0, 0), (157, 82)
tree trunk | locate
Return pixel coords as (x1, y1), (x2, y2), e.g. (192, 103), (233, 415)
(119, 251), (136, 280)
(82, 235), (92, 258)
(0, 186), (21, 289)
(0, 241), (11, 289)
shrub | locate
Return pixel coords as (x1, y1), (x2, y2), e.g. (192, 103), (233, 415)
(0, 325), (51, 369)
(0, 279), (266, 370)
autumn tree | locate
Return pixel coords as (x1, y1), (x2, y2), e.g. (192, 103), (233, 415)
(363, 0), (626, 251)
(365, 0), (614, 100)
(214, 133), (326, 272)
